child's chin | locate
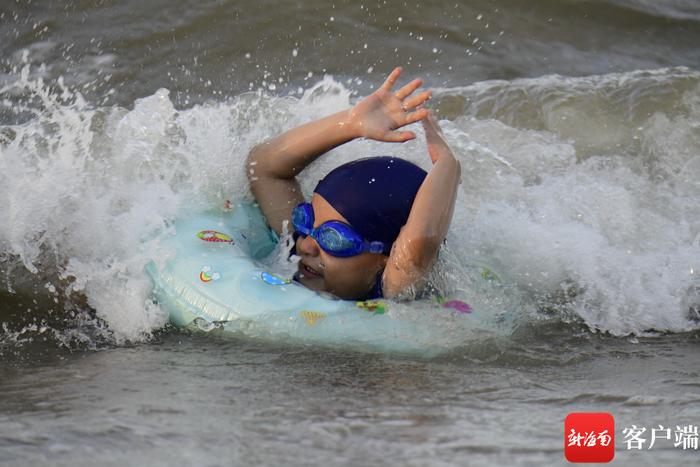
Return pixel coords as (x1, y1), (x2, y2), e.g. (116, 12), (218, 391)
(295, 271), (325, 291)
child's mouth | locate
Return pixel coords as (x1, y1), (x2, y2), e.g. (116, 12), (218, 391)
(300, 262), (322, 278)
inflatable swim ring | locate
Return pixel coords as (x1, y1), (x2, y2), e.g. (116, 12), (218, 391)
(146, 203), (513, 354)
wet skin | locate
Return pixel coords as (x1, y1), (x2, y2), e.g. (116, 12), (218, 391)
(294, 194), (388, 300)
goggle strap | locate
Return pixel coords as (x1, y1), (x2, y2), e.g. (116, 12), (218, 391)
(368, 241), (385, 254)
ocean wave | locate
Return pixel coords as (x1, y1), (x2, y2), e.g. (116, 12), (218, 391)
(1, 65), (699, 349)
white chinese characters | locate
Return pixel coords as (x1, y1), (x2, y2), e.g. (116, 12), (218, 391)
(622, 425), (699, 450)
(567, 429), (612, 447)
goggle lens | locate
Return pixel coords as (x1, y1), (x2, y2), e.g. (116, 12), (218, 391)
(292, 203), (314, 235)
(315, 225), (361, 256)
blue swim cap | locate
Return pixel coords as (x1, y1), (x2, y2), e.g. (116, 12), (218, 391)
(314, 157), (427, 253)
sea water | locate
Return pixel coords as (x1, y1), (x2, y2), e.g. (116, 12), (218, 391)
(1, 1), (699, 465)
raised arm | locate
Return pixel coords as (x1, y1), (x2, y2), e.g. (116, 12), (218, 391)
(382, 112), (461, 298)
(246, 110), (354, 234)
(247, 67), (430, 235)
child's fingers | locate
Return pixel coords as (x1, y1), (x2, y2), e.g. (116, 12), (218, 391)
(422, 112), (451, 162)
(395, 78), (423, 100)
(404, 108), (429, 125)
(422, 109), (437, 124)
(402, 90), (431, 111)
(383, 130), (416, 142)
(422, 111), (444, 135)
(423, 123), (445, 145)
(381, 67), (402, 91)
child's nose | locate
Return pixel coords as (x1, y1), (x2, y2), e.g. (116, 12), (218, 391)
(298, 234), (321, 256)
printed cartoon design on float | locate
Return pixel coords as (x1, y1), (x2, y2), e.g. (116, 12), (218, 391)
(480, 266), (500, 282)
(356, 300), (386, 315)
(199, 266), (221, 283)
(197, 230), (234, 244)
(442, 300), (472, 314)
(261, 272), (291, 285)
(435, 295), (472, 314)
(300, 310), (326, 326)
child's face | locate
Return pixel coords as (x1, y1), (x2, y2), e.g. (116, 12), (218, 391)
(294, 194), (388, 300)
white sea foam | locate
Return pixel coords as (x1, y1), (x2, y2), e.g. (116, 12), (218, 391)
(1, 66), (699, 344)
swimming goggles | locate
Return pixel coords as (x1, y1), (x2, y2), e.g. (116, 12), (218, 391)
(291, 202), (388, 257)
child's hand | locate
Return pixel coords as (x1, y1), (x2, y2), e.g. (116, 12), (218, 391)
(422, 111), (456, 164)
(349, 67), (431, 142)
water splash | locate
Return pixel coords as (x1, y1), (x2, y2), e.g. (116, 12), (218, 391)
(1, 65), (699, 349)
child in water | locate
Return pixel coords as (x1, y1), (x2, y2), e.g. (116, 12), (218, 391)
(247, 67), (460, 300)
